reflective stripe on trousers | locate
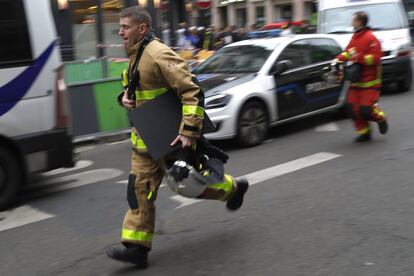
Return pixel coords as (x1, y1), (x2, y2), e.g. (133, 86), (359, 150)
(122, 228), (153, 242)
(358, 127), (370, 135)
(207, 174), (234, 200)
(131, 132), (147, 150)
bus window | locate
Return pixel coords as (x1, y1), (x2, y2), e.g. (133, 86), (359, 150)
(0, 0), (33, 68)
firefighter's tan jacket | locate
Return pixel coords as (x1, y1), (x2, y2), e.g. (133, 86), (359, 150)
(119, 37), (204, 152)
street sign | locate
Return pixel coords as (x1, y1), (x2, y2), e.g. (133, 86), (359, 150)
(196, 0), (211, 9)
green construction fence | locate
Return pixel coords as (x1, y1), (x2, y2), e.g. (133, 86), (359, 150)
(64, 59), (131, 138)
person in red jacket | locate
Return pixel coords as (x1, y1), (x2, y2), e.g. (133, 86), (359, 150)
(335, 11), (389, 142)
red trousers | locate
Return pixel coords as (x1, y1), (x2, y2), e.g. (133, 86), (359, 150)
(346, 88), (386, 134)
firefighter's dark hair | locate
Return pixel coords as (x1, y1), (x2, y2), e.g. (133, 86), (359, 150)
(353, 11), (369, 27)
(120, 6), (152, 27)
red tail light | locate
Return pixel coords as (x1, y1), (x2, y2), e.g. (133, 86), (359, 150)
(55, 66), (69, 129)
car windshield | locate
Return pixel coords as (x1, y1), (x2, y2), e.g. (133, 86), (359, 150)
(193, 45), (274, 74)
(321, 3), (406, 34)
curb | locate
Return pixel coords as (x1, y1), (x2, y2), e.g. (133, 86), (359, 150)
(73, 129), (130, 145)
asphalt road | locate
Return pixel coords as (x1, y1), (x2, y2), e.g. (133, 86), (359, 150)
(1, 85), (414, 276)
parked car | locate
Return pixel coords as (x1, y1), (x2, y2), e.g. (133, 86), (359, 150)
(193, 34), (347, 146)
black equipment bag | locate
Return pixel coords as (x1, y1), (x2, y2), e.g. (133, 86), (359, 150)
(344, 63), (362, 82)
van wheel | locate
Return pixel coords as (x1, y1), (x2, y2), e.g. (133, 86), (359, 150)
(236, 101), (269, 147)
(0, 148), (21, 211)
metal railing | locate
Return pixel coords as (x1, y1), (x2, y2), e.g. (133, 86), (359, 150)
(63, 58), (128, 86)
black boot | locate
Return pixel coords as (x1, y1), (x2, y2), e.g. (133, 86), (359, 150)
(354, 131), (371, 143)
(378, 120), (389, 135)
(106, 244), (149, 268)
(226, 178), (249, 211)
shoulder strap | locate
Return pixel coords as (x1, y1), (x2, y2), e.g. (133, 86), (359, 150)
(126, 33), (155, 100)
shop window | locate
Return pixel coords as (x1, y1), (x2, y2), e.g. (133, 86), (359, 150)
(304, 1), (318, 26)
(70, 0), (98, 60)
(256, 6), (265, 28)
(102, 0), (125, 58)
(70, 0), (126, 60)
(220, 6), (228, 27)
(281, 5), (292, 20)
(236, 8), (246, 28)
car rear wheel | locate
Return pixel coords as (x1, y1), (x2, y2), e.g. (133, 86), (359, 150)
(0, 147), (21, 211)
(236, 101), (269, 147)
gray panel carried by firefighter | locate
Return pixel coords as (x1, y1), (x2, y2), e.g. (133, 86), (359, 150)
(129, 91), (215, 160)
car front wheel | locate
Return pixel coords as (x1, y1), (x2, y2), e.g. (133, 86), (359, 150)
(236, 101), (269, 147)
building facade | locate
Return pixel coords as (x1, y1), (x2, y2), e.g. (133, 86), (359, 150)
(51, 0), (317, 61)
(211, 0), (317, 29)
(51, 0), (189, 61)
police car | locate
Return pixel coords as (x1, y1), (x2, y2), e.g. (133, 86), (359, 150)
(193, 34), (348, 147)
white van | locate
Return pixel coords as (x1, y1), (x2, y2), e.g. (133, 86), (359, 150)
(318, 0), (412, 91)
(0, 0), (74, 209)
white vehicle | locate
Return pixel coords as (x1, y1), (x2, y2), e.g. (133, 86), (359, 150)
(0, 0), (74, 209)
(193, 35), (348, 146)
(318, 0), (412, 91)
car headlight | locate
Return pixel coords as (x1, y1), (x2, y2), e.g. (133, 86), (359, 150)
(205, 94), (232, 109)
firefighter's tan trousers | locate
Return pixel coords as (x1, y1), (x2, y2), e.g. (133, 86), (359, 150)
(121, 150), (237, 249)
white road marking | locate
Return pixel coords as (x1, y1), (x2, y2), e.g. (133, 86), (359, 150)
(263, 138), (275, 144)
(170, 195), (202, 209)
(109, 140), (130, 145)
(33, 169), (123, 193)
(75, 146), (95, 153)
(0, 206), (54, 232)
(170, 152), (342, 209)
(42, 160), (94, 176)
(1, 152), (340, 232)
(245, 152), (341, 186)
(315, 122), (340, 132)
(0, 168), (124, 233)
(117, 180), (167, 188)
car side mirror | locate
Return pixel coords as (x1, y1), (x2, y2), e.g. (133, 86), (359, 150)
(271, 60), (292, 76)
